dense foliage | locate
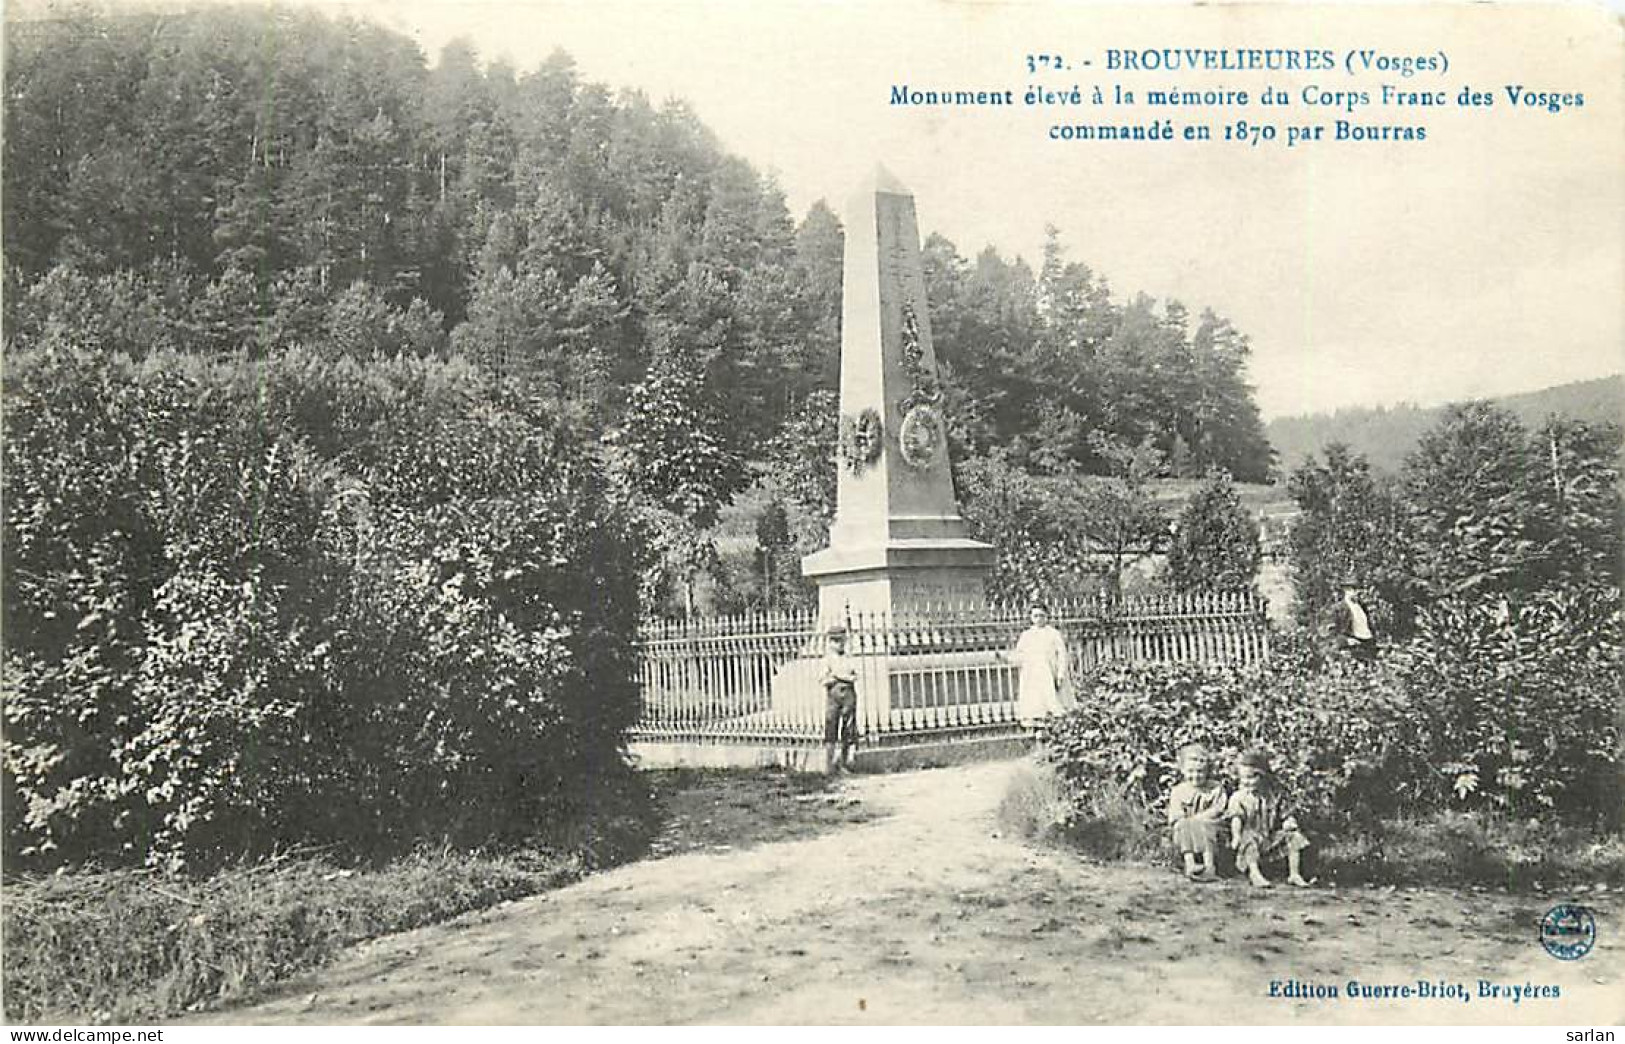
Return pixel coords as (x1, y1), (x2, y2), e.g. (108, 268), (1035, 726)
(0, 5), (1288, 870)
(926, 230), (1273, 482)
(1040, 656), (1420, 834)
(1042, 608), (1620, 837)
(1403, 404), (1622, 601)
(1405, 585), (1621, 817)
(1058, 402), (1625, 847)
(956, 454), (1170, 602)
(1285, 443), (1418, 635)
(1165, 471), (1261, 593)
(1287, 405), (1621, 638)
(2, 347), (645, 869)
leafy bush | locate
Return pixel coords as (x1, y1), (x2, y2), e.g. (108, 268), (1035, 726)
(1038, 655), (1423, 835)
(3, 346), (645, 869)
(1038, 598), (1621, 844)
(1405, 586), (1621, 824)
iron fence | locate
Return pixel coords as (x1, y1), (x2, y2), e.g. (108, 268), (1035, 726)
(632, 592), (1270, 746)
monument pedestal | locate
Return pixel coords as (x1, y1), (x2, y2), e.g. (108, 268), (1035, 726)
(802, 540), (994, 620)
(800, 166), (994, 622)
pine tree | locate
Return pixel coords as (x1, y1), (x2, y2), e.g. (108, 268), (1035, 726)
(1402, 402), (1533, 599)
(1167, 471), (1262, 592)
(1288, 443), (1417, 635)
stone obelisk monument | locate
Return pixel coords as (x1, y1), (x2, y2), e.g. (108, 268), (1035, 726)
(802, 168), (994, 620)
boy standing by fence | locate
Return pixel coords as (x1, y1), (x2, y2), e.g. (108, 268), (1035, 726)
(821, 627), (859, 774)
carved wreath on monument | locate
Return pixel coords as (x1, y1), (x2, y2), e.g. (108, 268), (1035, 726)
(898, 403), (942, 468)
(838, 407), (884, 474)
(896, 301), (943, 469)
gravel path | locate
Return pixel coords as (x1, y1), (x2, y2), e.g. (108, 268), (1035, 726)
(193, 759), (1622, 1025)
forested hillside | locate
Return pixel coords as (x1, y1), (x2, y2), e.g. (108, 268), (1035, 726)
(3, 5), (1272, 490)
(1268, 375), (1623, 474)
(0, 2), (1286, 871)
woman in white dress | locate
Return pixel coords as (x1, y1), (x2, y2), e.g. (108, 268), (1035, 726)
(1013, 603), (1074, 727)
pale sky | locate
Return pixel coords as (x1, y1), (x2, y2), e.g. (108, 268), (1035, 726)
(58, 1), (1625, 417)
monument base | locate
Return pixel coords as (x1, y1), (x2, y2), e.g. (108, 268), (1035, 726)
(628, 730), (1030, 773)
(802, 538), (995, 620)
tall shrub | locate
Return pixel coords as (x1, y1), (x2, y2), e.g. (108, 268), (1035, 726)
(1287, 443), (1418, 636)
(1402, 403), (1622, 601)
(1040, 600), (1621, 835)
(2, 346), (644, 869)
(1166, 471), (1261, 593)
(1040, 656), (1423, 831)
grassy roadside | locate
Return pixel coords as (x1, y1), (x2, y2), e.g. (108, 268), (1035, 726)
(3, 766), (665, 1025)
(3, 846), (591, 1023)
(2, 766), (862, 1024)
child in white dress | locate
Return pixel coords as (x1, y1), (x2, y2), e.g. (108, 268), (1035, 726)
(1013, 604), (1072, 727)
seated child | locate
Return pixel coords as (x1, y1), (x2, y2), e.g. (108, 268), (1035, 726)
(1166, 743), (1227, 881)
(1227, 748), (1312, 888)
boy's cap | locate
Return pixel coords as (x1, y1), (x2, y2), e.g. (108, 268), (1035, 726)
(1238, 749), (1272, 771)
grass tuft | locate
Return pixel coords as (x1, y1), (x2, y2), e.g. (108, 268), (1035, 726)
(997, 759), (1168, 864)
(995, 759), (1075, 847)
(4, 849), (559, 1022)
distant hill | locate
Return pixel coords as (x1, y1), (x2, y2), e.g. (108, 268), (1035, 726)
(1267, 375), (1624, 474)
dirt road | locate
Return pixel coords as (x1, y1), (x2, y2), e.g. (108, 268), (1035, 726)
(195, 760), (1621, 1025)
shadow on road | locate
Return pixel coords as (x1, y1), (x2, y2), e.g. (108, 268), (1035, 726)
(644, 768), (882, 858)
